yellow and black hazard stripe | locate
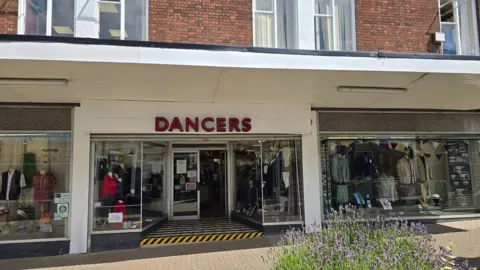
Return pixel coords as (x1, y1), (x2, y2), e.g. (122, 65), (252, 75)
(140, 232), (264, 246)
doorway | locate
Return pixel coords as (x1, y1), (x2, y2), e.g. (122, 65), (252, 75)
(199, 150), (227, 218)
(171, 147), (227, 220)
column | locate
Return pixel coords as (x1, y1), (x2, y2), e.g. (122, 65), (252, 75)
(297, 0), (316, 50)
(75, 0), (98, 38)
(69, 106), (91, 254)
(301, 111), (322, 231)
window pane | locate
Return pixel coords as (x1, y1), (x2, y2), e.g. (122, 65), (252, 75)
(334, 0), (354, 51)
(321, 139), (478, 220)
(256, 0), (274, 12)
(232, 142), (262, 223)
(255, 13), (275, 47)
(125, 0), (147, 41)
(442, 24), (457, 54)
(92, 142), (142, 232)
(315, 16), (333, 50)
(262, 140), (303, 223)
(315, 0), (332, 15)
(98, 2), (121, 40)
(52, 0), (75, 37)
(142, 142), (167, 226)
(276, 0), (297, 49)
(25, 0), (47, 35)
(458, 0), (477, 55)
(0, 134), (71, 241)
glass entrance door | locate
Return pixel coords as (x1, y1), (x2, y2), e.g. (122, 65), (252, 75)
(172, 151), (200, 219)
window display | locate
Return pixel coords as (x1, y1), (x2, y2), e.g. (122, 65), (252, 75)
(92, 142), (142, 231)
(232, 140), (304, 224)
(321, 137), (480, 219)
(0, 134), (71, 241)
(91, 141), (167, 232)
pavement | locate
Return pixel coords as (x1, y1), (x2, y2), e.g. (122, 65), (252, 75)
(2, 221), (480, 270)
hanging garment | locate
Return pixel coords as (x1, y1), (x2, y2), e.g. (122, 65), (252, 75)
(376, 174), (398, 201)
(101, 174), (117, 199)
(33, 172), (57, 203)
(354, 153), (373, 178)
(331, 155), (350, 204)
(423, 142), (448, 199)
(1, 170), (24, 200)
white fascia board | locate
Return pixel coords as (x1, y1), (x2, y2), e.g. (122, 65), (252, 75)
(1, 42), (480, 74)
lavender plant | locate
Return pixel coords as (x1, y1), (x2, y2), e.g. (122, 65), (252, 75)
(269, 206), (475, 270)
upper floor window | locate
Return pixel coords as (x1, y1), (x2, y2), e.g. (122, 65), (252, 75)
(253, 0), (298, 49)
(98, 0), (147, 40)
(22, 0), (75, 37)
(18, 0), (148, 41)
(439, 0), (479, 55)
(314, 0), (355, 51)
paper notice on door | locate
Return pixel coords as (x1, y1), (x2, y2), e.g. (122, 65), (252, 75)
(187, 170), (197, 178)
(186, 182), (196, 191)
(176, 160), (187, 173)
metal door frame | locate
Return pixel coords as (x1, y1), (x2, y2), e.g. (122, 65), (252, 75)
(169, 145), (229, 219)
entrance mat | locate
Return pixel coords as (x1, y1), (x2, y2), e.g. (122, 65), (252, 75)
(140, 232), (264, 246)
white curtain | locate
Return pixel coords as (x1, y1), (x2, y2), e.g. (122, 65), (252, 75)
(255, 13), (275, 47)
(334, 0), (354, 51)
(255, 0), (275, 47)
(458, 0), (478, 55)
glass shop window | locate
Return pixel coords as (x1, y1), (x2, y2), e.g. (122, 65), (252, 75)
(232, 140), (304, 224)
(321, 138), (479, 219)
(0, 134), (71, 241)
(92, 142), (142, 231)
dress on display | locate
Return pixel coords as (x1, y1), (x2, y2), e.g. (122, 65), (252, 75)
(331, 155), (350, 204)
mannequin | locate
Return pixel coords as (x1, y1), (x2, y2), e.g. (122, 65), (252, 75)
(101, 171), (117, 227)
(1, 168), (26, 221)
(33, 169), (56, 221)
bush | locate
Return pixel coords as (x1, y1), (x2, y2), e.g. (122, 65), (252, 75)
(270, 207), (475, 270)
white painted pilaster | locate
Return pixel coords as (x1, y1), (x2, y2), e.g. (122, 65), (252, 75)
(75, 0), (98, 38)
(297, 0), (316, 50)
(301, 111), (322, 230)
(69, 106), (90, 254)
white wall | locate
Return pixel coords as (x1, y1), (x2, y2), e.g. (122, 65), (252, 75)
(69, 99), (315, 254)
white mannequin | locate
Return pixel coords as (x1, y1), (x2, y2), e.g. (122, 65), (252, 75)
(107, 172), (113, 177)
(40, 169), (46, 175)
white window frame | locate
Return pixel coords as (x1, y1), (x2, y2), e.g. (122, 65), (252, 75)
(438, 0), (480, 55)
(17, 0), (76, 36)
(313, 0), (356, 51)
(252, 0), (278, 48)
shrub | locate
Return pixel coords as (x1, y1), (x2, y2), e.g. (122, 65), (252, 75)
(270, 207), (475, 270)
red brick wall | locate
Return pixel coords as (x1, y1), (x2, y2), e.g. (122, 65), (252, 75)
(0, 0), (18, 34)
(148, 0), (253, 46)
(355, 0), (440, 53)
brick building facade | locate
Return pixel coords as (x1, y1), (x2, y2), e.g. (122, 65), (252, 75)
(0, 0), (477, 54)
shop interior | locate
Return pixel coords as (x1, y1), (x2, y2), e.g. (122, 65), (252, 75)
(199, 150), (227, 218)
(321, 137), (480, 220)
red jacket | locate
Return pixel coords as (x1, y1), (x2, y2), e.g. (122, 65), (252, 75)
(101, 174), (117, 199)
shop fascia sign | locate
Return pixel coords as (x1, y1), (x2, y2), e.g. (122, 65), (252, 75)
(155, 116), (252, 132)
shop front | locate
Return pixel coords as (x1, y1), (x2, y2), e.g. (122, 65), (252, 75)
(70, 100), (314, 253)
(318, 111), (480, 221)
(0, 106), (73, 260)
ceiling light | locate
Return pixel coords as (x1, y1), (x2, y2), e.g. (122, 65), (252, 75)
(337, 86), (407, 94)
(0, 78), (68, 86)
(109, 29), (128, 38)
(53, 26), (73, 35)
